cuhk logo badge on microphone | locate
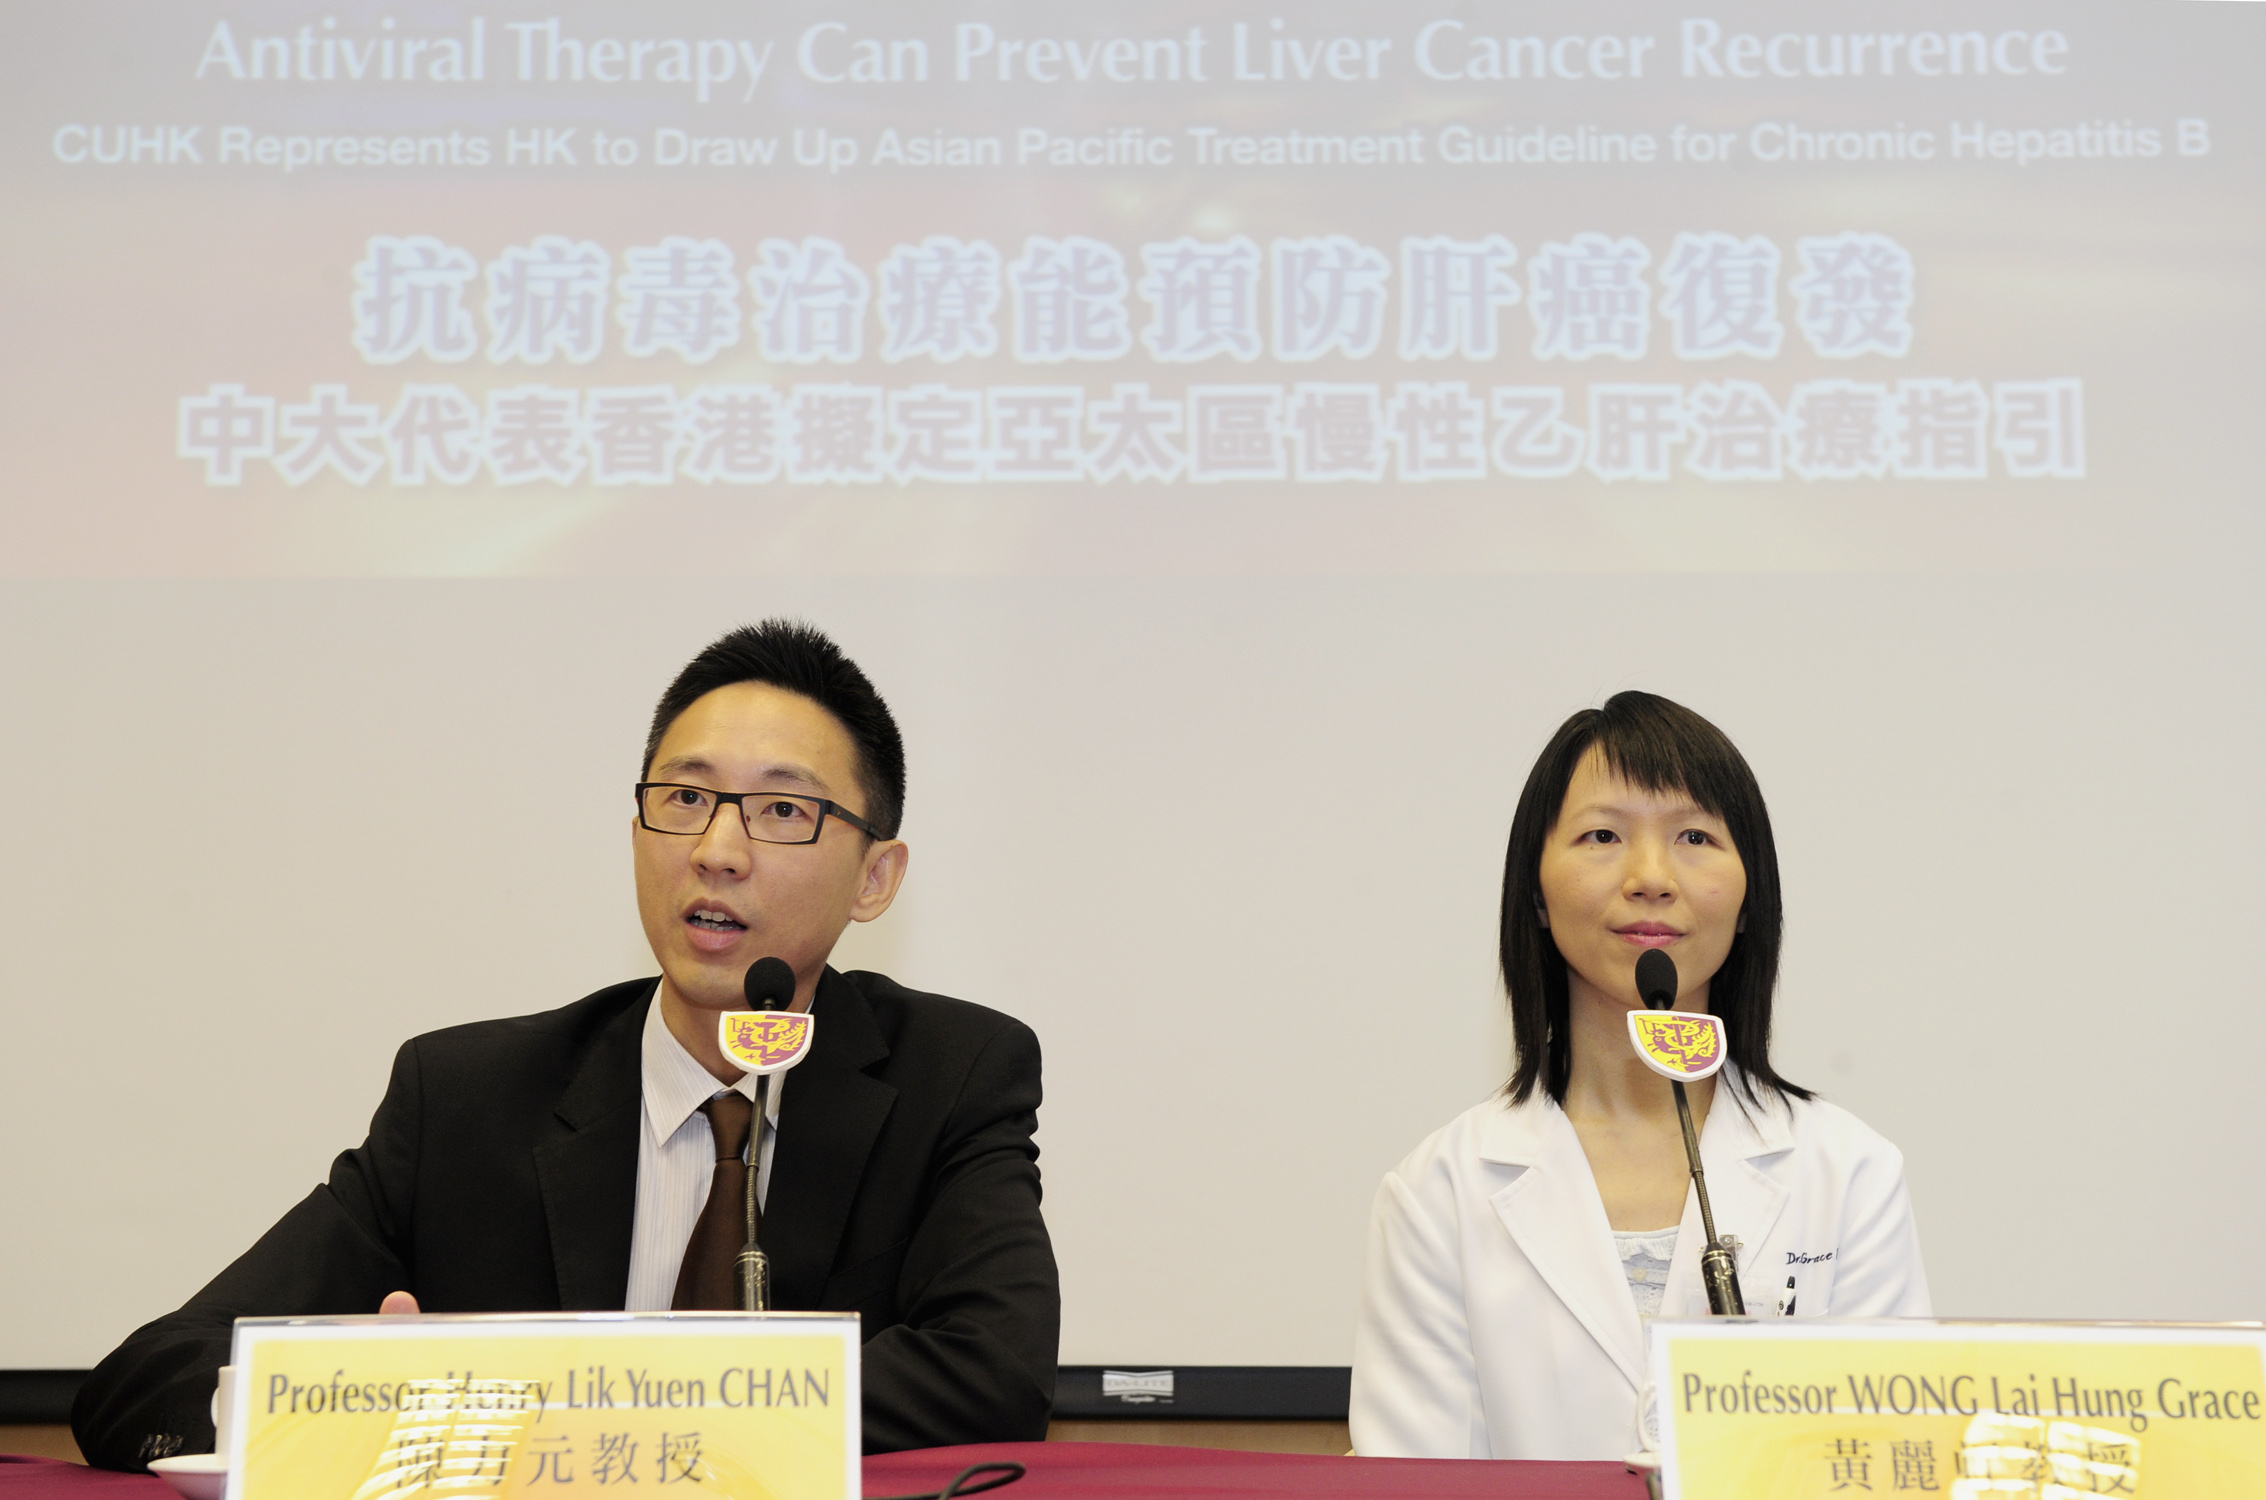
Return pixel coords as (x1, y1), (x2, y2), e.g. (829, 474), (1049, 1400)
(1628, 1010), (1727, 1081)
(720, 1011), (815, 1074)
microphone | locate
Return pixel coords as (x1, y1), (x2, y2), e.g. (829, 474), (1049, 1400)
(720, 957), (815, 1071)
(734, 956), (795, 1314)
(1636, 948), (1677, 1011)
(1628, 950), (1746, 1317)
(743, 956), (794, 1012)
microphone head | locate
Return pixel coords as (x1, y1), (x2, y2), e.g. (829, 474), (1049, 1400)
(1635, 949), (1679, 1011)
(742, 957), (796, 1013)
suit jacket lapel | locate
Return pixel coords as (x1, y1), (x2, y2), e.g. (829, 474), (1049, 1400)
(1481, 1098), (1649, 1391)
(763, 967), (897, 1310)
(533, 982), (649, 1310)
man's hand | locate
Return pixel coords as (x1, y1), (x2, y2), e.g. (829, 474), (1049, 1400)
(378, 1290), (421, 1315)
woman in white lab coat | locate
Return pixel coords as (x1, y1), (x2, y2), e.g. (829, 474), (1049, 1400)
(1349, 692), (1930, 1461)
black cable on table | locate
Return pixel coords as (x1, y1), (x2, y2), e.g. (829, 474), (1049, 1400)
(868, 1458), (1028, 1500)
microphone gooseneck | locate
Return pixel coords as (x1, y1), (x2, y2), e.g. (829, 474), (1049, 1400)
(736, 956), (796, 1312)
(1632, 949), (1746, 1316)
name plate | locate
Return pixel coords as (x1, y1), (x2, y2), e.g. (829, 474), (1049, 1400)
(224, 1312), (860, 1500)
(1647, 1317), (2266, 1500)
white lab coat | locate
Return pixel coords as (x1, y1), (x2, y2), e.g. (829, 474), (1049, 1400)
(1350, 1072), (1930, 1460)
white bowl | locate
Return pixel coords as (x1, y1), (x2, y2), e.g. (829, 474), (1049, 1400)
(148, 1452), (227, 1500)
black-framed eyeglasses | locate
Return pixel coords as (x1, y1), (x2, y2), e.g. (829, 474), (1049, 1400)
(635, 783), (881, 844)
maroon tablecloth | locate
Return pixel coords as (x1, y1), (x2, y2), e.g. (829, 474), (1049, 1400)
(1, 1442), (1648, 1498)
(0, 1458), (165, 1496)
(870, 1443), (1645, 1498)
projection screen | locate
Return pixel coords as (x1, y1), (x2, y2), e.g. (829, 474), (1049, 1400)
(2, 0), (2261, 1377)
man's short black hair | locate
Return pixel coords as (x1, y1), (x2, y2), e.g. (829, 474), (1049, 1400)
(642, 620), (906, 840)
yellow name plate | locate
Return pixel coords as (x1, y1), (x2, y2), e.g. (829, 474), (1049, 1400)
(223, 1312), (860, 1500)
(1648, 1317), (2266, 1500)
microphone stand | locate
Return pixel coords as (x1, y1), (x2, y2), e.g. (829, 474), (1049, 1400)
(1667, 1073), (1745, 1316)
(735, 1072), (771, 1312)
(728, 957), (800, 1315)
(1640, 978), (1745, 1317)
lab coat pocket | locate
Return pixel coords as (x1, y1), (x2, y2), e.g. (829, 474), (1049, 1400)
(1773, 1251), (1838, 1315)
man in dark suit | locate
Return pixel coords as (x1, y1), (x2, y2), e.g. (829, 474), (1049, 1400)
(73, 621), (1059, 1470)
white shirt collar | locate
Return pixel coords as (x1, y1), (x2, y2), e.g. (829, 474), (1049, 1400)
(639, 987), (779, 1151)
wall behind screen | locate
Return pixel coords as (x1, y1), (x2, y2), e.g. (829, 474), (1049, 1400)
(2, 574), (2259, 1368)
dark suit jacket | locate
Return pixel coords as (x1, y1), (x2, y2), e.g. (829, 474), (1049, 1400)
(72, 968), (1060, 1469)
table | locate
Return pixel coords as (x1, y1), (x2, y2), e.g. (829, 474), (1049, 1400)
(0, 1458), (158, 1497)
(869, 1443), (1646, 1498)
(1, 1443), (1647, 1498)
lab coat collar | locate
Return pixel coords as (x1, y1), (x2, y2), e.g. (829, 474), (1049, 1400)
(1476, 1070), (1796, 1391)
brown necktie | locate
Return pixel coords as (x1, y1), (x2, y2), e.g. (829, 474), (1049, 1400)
(671, 1092), (755, 1310)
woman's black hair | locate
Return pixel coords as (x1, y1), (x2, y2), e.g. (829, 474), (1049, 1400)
(1498, 690), (1809, 1110)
